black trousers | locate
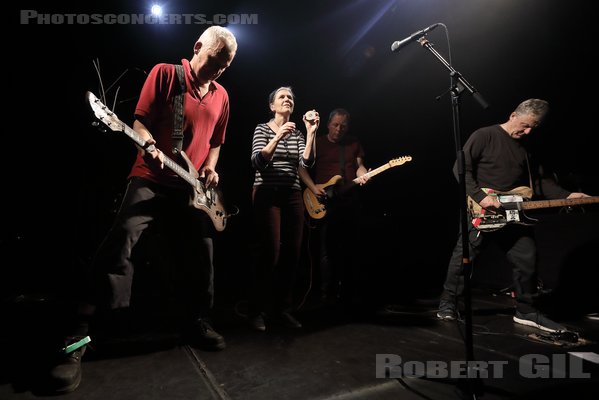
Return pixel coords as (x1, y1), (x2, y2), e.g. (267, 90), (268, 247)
(317, 201), (363, 302)
(441, 223), (537, 313)
(85, 177), (214, 319)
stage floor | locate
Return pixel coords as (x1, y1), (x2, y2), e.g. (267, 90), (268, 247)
(2, 290), (598, 399)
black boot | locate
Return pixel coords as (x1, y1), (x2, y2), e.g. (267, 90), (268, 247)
(48, 336), (89, 393)
(187, 319), (226, 351)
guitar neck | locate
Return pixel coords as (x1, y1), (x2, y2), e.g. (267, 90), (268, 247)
(520, 196), (599, 210)
(121, 124), (197, 187)
(351, 164), (391, 183)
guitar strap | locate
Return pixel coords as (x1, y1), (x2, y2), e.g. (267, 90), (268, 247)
(525, 153), (533, 194)
(172, 64), (186, 154)
(338, 142), (345, 182)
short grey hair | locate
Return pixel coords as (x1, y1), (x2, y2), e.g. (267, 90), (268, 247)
(514, 98), (549, 119)
(197, 26), (238, 54)
(328, 108), (351, 124)
(268, 86), (295, 106)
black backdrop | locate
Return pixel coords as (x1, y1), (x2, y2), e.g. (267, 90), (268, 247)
(5, 0), (599, 308)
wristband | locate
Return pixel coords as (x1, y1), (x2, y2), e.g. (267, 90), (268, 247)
(62, 336), (91, 354)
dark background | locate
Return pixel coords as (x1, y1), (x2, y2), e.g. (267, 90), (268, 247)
(5, 0), (599, 310)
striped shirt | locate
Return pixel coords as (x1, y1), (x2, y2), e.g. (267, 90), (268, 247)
(251, 123), (314, 190)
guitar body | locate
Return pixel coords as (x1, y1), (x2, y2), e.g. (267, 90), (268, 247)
(86, 91), (230, 231)
(190, 183), (228, 231)
(178, 151), (228, 231)
(468, 186), (599, 231)
(303, 175), (343, 220)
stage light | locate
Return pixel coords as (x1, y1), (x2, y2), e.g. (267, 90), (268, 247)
(150, 4), (163, 17)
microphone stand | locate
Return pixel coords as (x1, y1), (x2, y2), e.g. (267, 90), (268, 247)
(417, 36), (488, 399)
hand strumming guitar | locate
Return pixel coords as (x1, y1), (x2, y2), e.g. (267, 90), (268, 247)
(479, 195), (501, 212)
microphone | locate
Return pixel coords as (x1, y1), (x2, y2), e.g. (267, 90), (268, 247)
(391, 23), (440, 52)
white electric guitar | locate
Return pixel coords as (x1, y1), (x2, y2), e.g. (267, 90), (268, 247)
(86, 91), (231, 231)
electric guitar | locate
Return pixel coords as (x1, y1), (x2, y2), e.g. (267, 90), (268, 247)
(86, 91), (231, 232)
(468, 186), (599, 231)
(303, 156), (412, 220)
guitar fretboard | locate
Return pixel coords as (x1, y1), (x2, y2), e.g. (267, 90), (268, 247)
(520, 196), (599, 210)
(353, 164), (391, 183)
(117, 122), (198, 188)
(350, 156), (411, 184)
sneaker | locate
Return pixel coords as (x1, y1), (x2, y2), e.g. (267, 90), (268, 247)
(249, 313), (266, 332)
(437, 299), (457, 321)
(513, 311), (566, 332)
(585, 313), (599, 321)
(190, 319), (226, 351)
(276, 312), (302, 329)
(48, 336), (88, 393)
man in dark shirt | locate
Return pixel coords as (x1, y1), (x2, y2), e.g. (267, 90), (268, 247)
(301, 108), (370, 307)
(437, 98), (590, 332)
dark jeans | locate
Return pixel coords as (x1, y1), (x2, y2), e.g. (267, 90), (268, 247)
(86, 177), (214, 319)
(250, 186), (304, 315)
(318, 200), (363, 301)
(441, 223), (537, 313)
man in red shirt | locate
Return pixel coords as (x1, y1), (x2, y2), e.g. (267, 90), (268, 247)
(50, 26), (237, 393)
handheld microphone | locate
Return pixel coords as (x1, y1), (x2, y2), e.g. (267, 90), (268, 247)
(305, 110), (317, 122)
(391, 23), (440, 52)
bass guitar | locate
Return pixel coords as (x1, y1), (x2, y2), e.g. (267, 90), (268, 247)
(303, 156), (412, 220)
(86, 91), (231, 231)
(468, 186), (599, 231)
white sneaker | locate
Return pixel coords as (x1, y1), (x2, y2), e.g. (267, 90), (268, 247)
(513, 311), (565, 332)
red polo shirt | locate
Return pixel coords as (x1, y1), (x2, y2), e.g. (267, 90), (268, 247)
(129, 59), (229, 187)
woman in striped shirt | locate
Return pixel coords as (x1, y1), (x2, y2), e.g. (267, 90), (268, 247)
(248, 86), (319, 331)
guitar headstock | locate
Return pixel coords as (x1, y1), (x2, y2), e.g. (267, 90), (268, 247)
(389, 156), (413, 167)
(86, 91), (125, 133)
